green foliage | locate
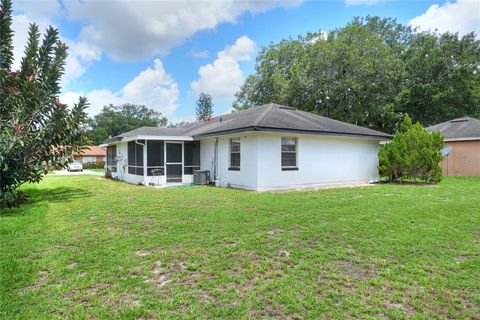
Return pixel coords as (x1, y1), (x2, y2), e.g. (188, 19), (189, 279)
(82, 161), (105, 170)
(0, 0), (88, 207)
(378, 116), (444, 183)
(87, 103), (168, 145)
(195, 92), (214, 121)
(235, 16), (480, 133)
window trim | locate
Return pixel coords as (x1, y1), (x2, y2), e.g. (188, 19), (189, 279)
(229, 138), (241, 170)
(281, 137), (298, 171)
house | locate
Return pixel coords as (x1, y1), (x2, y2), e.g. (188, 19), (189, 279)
(100, 103), (391, 191)
(75, 146), (106, 164)
(427, 117), (480, 176)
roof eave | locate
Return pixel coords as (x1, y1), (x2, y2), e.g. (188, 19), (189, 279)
(194, 126), (392, 140)
(445, 137), (480, 142)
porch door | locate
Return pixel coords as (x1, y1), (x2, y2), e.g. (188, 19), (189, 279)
(166, 142), (183, 183)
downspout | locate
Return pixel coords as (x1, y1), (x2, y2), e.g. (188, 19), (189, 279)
(213, 137), (218, 180)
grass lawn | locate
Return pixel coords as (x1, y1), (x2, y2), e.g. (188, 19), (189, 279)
(1, 176), (479, 319)
(86, 168), (104, 173)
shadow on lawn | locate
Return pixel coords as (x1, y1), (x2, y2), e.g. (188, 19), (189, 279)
(27, 186), (93, 203)
(1, 187), (93, 216)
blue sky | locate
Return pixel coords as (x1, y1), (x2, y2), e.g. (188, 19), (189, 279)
(11, 0), (480, 122)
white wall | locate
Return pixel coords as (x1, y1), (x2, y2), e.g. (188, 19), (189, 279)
(200, 133), (258, 190)
(256, 132), (380, 191)
(201, 132), (380, 191)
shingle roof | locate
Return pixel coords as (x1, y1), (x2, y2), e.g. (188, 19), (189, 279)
(80, 146), (106, 156)
(427, 117), (480, 140)
(105, 103), (391, 143)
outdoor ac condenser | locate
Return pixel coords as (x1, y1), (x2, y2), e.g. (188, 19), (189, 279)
(193, 170), (210, 185)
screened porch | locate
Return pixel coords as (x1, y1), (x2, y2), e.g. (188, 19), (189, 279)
(106, 139), (200, 185)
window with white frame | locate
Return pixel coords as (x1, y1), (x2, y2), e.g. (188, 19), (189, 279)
(281, 137), (297, 170)
(83, 156), (96, 163)
(229, 138), (241, 170)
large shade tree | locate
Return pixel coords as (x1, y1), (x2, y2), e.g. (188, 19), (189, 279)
(87, 104), (168, 145)
(0, 0), (88, 207)
(234, 16), (480, 133)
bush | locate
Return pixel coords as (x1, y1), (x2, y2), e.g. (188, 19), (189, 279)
(83, 161), (105, 169)
(379, 116), (444, 183)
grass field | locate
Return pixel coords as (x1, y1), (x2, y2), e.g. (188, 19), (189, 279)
(1, 176), (479, 319)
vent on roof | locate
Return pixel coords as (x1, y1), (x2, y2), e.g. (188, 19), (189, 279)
(450, 119), (468, 123)
(278, 106), (296, 110)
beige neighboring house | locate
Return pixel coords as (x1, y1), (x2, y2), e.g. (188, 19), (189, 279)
(427, 117), (480, 176)
(75, 146), (106, 164)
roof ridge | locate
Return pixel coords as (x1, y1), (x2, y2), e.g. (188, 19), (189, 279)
(253, 103), (275, 126)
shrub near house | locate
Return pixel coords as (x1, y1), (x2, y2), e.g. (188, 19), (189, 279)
(379, 116), (444, 183)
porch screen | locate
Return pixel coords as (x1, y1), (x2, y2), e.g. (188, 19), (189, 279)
(128, 140), (144, 175)
(147, 140), (164, 176)
(106, 146), (117, 172)
(184, 141), (200, 174)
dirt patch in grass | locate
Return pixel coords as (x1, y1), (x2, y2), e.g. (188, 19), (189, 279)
(144, 261), (172, 289)
(19, 269), (49, 293)
(335, 260), (377, 280)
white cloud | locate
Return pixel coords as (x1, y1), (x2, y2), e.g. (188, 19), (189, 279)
(64, 0), (299, 61)
(345, 0), (380, 6)
(191, 36), (255, 101)
(11, 12), (100, 88)
(409, 0), (480, 37)
(61, 59), (179, 118)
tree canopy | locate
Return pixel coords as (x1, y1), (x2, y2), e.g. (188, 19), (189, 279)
(195, 93), (214, 121)
(87, 103), (168, 145)
(0, 0), (88, 207)
(234, 16), (480, 133)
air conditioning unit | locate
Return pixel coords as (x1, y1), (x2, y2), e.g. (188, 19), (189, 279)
(193, 170), (210, 185)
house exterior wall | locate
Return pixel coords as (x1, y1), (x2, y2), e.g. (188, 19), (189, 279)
(256, 132), (380, 191)
(441, 140), (480, 176)
(200, 132), (380, 191)
(75, 155), (105, 164)
(200, 133), (258, 190)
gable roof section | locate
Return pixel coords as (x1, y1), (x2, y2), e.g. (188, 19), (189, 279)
(427, 117), (480, 141)
(80, 146), (106, 156)
(104, 103), (391, 144)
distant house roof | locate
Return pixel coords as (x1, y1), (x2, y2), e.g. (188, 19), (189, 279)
(103, 103), (391, 144)
(427, 117), (480, 141)
(80, 146), (106, 156)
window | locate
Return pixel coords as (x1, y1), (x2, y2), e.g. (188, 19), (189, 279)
(281, 137), (297, 170)
(147, 140), (164, 176)
(106, 146), (117, 172)
(184, 141), (200, 175)
(229, 138), (240, 170)
(128, 140), (144, 175)
(83, 156), (96, 163)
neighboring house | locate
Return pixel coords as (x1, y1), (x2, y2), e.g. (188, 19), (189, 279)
(75, 146), (106, 164)
(101, 103), (391, 191)
(427, 117), (480, 176)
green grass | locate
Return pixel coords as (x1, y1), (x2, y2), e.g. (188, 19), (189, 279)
(1, 176), (479, 319)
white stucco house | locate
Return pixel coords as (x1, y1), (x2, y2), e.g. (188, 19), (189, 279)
(100, 103), (391, 191)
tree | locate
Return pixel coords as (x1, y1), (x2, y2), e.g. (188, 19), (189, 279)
(87, 104), (168, 145)
(195, 93), (214, 121)
(378, 116), (444, 183)
(234, 16), (480, 133)
(0, 0), (88, 207)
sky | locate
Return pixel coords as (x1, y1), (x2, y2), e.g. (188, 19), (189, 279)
(11, 0), (480, 123)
